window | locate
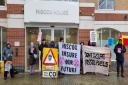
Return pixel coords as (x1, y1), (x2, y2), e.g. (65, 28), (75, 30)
(97, 28), (120, 61)
(0, 0), (5, 6)
(66, 28), (78, 44)
(99, 0), (114, 9)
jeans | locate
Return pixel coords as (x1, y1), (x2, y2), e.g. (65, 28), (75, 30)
(30, 65), (34, 74)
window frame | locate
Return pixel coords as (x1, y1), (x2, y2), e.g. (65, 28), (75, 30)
(0, 0), (6, 7)
(98, 0), (114, 10)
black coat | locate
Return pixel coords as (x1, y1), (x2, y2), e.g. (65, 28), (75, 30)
(29, 47), (37, 65)
(114, 44), (126, 62)
(38, 43), (48, 59)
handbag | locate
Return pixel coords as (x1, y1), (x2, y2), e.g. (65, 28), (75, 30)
(34, 54), (38, 59)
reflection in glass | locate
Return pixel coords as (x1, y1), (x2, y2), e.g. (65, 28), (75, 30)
(66, 28), (78, 44)
(41, 29), (51, 44)
(54, 29), (64, 44)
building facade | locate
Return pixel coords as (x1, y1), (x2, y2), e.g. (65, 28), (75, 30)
(0, 0), (128, 72)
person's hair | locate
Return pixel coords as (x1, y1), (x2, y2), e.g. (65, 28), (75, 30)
(118, 39), (122, 41)
(59, 37), (64, 42)
(80, 42), (84, 45)
(42, 38), (46, 41)
(104, 44), (109, 47)
(7, 43), (11, 47)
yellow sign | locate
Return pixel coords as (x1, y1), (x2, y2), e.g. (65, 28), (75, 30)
(0, 61), (4, 79)
(42, 48), (58, 78)
(42, 71), (58, 78)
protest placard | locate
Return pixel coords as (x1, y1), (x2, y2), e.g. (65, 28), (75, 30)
(83, 46), (111, 75)
(59, 42), (81, 74)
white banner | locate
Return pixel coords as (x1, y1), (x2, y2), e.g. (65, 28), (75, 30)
(24, 0), (79, 23)
(82, 46), (111, 75)
(59, 42), (81, 74)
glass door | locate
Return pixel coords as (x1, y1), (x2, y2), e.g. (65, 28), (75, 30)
(26, 27), (39, 71)
(54, 29), (64, 44)
(41, 29), (51, 44)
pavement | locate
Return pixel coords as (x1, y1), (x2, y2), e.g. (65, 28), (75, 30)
(0, 72), (128, 85)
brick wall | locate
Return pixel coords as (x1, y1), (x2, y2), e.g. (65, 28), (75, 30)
(7, 4), (24, 14)
(7, 28), (25, 68)
(95, 13), (128, 21)
(80, 7), (95, 16)
(79, 29), (93, 45)
(0, 10), (7, 18)
(115, 0), (128, 10)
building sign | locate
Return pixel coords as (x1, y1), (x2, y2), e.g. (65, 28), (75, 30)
(24, 0), (79, 23)
(42, 48), (58, 78)
(82, 46), (111, 75)
(59, 42), (81, 74)
(90, 31), (97, 42)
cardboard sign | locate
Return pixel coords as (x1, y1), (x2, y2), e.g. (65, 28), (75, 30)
(42, 48), (58, 78)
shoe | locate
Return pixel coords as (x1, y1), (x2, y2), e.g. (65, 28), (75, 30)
(121, 75), (125, 78)
(117, 74), (119, 77)
(4, 77), (7, 80)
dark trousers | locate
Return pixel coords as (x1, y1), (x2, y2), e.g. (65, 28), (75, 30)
(117, 61), (124, 76)
(4, 66), (14, 79)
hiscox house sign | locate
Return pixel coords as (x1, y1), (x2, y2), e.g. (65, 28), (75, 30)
(24, 0), (79, 24)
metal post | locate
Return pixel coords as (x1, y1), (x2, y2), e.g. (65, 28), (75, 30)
(0, 28), (2, 61)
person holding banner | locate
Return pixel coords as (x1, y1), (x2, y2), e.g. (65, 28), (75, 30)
(104, 44), (111, 76)
(49, 41), (56, 48)
(87, 40), (96, 75)
(80, 42), (84, 74)
(38, 39), (48, 75)
(114, 39), (126, 77)
(58, 37), (65, 78)
(88, 40), (96, 46)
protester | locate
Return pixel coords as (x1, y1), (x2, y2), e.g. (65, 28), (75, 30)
(3, 43), (14, 80)
(88, 40), (96, 46)
(87, 40), (96, 75)
(104, 44), (112, 76)
(58, 37), (64, 78)
(29, 42), (37, 75)
(38, 39), (48, 75)
(80, 42), (84, 74)
(49, 41), (56, 48)
(59, 37), (64, 42)
(114, 39), (126, 77)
